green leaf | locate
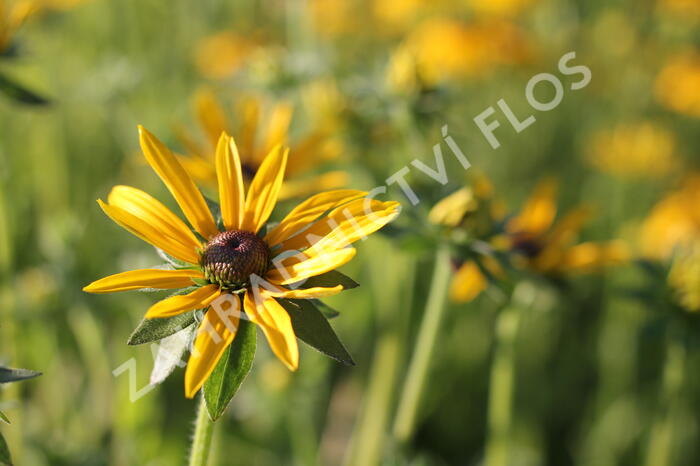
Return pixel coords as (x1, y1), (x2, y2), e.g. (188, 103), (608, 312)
(0, 367), (41, 384)
(301, 270), (359, 290)
(0, 72), (48, 106)
(310, 299), (340, 319)
(278, 299), (355, 366)
(0, 431), (10, 465)
(128, 312), (196, 345)
(203, 318), (256, 421)
(0, 411), (8, 424)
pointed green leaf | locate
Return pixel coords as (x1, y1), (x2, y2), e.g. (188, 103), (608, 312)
(0, 367), (41, 384)
(310, 299), (340, 319)
(0, 431), (10, 465)
(128, 311), (196, 345)
(0, 72), (48, 106)
(203, 318), (256, 421)
(278, 299), (355, 366)
(301, 270), (359, 290)
(0, 411), (8, 424)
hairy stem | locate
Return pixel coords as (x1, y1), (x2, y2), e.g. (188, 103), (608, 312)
(189, 396), (215, 466)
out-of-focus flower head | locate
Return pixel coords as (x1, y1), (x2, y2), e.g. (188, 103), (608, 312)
(194, 31), (261, 80)
(641, 176), (700, 260)
(640, 177), (700, 312)
(657, 0), (700, 20)
(0, 0), (36, 53)
(655, 51), (700, 118)
(176, 87), (345, 199)
(309, 0), (361, 38)
(431, 177), (628, 302)
(586, 122), (679, 178)
(467, 0), (537, 17)
(388, 18), (532, 93)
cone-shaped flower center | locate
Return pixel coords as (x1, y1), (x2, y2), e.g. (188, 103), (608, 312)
(200, 230), (271, 289)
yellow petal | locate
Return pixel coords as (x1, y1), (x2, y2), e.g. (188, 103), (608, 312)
(507, 179), (558, 237)
(145, 285), (221, 319)
(450, 261), (487, 302)
(98, 200), (200, 264)
(244, 290), (298, 371)
(264, 189), (367, 247)
(185, 302), (240, 398)
(177, 153), (218, 188)
(138, 126), (219, 240)
(108, 185), (201, 256)
(278, 171), (348, 200)
(241, 145), (288, 233)
(267, 247), (356, 285)
(83, 268), (204, 293)
(278, 198), (400, 254)
(558, 241), (630, 274)
(258, 102), (293, 163)
(265, 285), (344, 299)
(195, 88), (229, 148)
(237, 96), (260, 164)
(216, 133), (246, 230)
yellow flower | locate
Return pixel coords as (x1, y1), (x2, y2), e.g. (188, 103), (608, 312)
(175, 88), (346, 199)
(433, 179), (628, 302)
(668, 241), (700, 311)
(390, 18), (531, 89)
(84, 126), (399, 398)
(655, 51), (700, 118)
(641, 176), (700, 259)
(586, 122), (679, 178)
(658, 0), (700, 19)
(0, 0), (36, 52)
(467, 0), (537, 16)
(194, 31), (260, 80)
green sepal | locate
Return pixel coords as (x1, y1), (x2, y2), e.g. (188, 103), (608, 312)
(128, 311), (196, 345)
(155, 248), (195, 269)
(0, 72), (48, 106)
(0, 411), (8, 424)
(300, 270), (359, 290)
(0, 431), (10, 466)
(203, 318), (256, 421)
(0, 367), (41, 384)
(278, 299), (355, 366)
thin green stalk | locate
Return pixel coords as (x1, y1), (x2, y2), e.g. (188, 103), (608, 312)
(643, 329), (685, 466)
(393, 245), (452, 444)
(484, 305), (521, 466)
(189, 396), (215, 466)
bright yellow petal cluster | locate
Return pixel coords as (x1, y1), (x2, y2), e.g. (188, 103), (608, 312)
(655, 51), (700, 118)
(176, 88), (345, 199)
(84, 127), (399, 397)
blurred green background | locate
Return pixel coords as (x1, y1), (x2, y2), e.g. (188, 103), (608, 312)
(1, 0), (700, 465)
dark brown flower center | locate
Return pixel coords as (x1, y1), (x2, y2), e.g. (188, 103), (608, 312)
(200, 230), (270, 289)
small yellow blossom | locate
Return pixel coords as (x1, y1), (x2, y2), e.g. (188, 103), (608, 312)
(655, 51), (700, 118)
(587, 122), (679, 178)
(194, 31), (260, 80)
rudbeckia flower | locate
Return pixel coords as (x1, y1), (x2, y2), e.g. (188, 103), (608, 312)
(175, 88), (346, 199)
(84, 126), (399, 398)
(431, 179), (628, 302)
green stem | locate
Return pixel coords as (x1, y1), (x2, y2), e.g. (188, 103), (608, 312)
(643, 329), (685, 466)
(189, 396), (215, 466)
(393, 245), (451, 444)
(484, 305), (521, 466)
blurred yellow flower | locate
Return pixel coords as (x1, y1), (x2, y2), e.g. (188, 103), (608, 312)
(587, 122), (679, 178)
(309, 0), (360, 38)
(641, 176), (700, 259)
(194, 31), (260, 80)
(0, 0), (36, 52)
(668, 241), (700, 311)
(176, 88), (346, 199)
(389, 18), (531, 91)
(504, 180), (628, 275)
(655, 51), (700, 118)
(658, 0), (700, 18)
(432, 179), (628, 302)
(467, 0), (537, 16)
(84, 126), (400, 397)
